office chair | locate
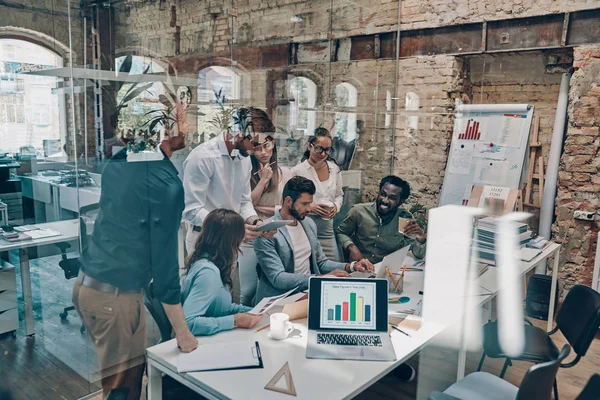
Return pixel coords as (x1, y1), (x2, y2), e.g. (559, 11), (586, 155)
(477, 284), (600, 400)
(428, 344), (570, 400)
(576, 374), (600, 400)
(144, 281), (173, 343)
(56, 203), (100, 333)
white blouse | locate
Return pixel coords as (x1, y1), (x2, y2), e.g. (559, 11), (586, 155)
(291, 160), (343, 212)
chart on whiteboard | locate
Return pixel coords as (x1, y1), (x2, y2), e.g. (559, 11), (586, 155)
(440, 104), (533, 206)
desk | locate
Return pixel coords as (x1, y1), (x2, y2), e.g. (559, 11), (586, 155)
(147, 261), (443, 400)
(454, 242), (561, 380)
(477, 242), (561, 331)
(147, 317), (445, 400)
(147, 244), (561, 400)
(0, 219), (80, 336)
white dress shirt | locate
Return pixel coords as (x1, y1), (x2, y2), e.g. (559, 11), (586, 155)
(291, 160), (343, 212)
(182, 134), (257, 226)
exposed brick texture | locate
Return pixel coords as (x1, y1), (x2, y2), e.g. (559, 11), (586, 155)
(552, 46), (600, 290)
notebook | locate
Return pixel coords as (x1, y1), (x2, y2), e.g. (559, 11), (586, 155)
(177, 341), (263, 373)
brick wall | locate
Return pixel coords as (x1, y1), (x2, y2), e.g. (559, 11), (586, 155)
(552, 46), (600, 289)
(116, 0), (598, 51)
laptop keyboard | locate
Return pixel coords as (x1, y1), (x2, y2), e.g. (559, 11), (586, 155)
(317, 333), (383, 347)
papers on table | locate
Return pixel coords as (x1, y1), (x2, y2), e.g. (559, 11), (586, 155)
(249, 287), (298, 315)
(178, 341), (262, 373)
(520, 247), (542, 262)
(24, 229), (62, 240)
(13, 226), (63, 240)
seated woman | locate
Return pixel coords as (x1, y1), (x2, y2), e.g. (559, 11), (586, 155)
(182, 209), (262, 336)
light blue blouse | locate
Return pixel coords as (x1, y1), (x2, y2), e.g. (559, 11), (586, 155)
(181, 258), (252, 336)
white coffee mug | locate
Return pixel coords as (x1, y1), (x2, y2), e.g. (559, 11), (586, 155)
(270, 313), (293, 340)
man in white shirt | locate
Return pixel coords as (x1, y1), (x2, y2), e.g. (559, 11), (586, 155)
(253, 176), (373, 304)
(183, 108), (274, 251)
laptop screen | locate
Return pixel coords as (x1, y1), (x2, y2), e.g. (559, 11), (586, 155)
(319, 280), (377, 330)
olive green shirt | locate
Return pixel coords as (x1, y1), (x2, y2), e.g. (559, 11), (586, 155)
(336, 202), (426, 264)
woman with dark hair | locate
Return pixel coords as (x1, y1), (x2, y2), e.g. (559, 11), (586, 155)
(181, 209), (262, 336)
(291, 130), (343, 261)
(238, 135), (293, 306)
(250, 136), (293, 219)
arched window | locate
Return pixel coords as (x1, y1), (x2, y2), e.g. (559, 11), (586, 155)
(115, 55), (165, 136)
(405, 91), (419, 131)
(288, 76), (316, 136)
(0, 39), (63, 155)
(334, 82), (357, 141)
(197, 66), (241, 142)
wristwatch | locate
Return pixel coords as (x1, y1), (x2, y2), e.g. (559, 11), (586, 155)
(252, 219), (263, 226)
(349, 261), (357, 273)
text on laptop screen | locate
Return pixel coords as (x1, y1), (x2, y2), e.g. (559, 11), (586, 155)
(320, 281), (377, 330)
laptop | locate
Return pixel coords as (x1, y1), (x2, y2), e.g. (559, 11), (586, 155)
(306, 277), (396, 361)
(351, 245), (411, 279)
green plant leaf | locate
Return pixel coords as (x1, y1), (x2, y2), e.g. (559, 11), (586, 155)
(149, 117), (163, 133)
(120, 82), (154, 106)
(158, 94), (172, 108)
(119, 54), (133, 73)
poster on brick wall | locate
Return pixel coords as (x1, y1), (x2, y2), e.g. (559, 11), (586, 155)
(440, 104), (534, 207)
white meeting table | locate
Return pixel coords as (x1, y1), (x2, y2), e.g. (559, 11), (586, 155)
(147, 243), (561, 400)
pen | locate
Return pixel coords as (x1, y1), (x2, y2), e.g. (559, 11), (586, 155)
(253, 161), (277, 176)
(256, 324), (270, 332)
(391, 325), (412, 337)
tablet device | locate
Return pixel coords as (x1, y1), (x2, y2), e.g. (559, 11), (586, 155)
(252, 220), (293, 232)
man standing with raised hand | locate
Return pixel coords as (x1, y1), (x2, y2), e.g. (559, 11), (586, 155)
(74, 129), (198, 400)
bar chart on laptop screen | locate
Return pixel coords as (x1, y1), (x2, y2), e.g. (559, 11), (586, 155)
(320, 281), (376, 330)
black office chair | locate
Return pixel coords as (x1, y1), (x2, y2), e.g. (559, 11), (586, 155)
(429, 345), (570, 400)
(144, 281), (173, 343)
(477, 285), (600, 400)
(576, 374), (600, 400)
(56, 203), (100, 332)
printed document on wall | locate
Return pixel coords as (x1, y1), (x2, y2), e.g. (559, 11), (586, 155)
(473, 159), (509, 186)
(448, 141), (475, 175)
(485, 114), (526, 148)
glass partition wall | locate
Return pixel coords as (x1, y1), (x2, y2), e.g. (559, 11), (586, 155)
(0, 0), (596, 399)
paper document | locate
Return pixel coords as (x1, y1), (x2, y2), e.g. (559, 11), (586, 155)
(178, 341), (262, 373)
(25, 229), (62, 240)
(14, 226), (39, 232)
(520, 247), (542, 262)
(486, 114), (525, 148)
(448, 141), (474, 175)
(249, 287), (298, 315)
(473, 159), (509, 186)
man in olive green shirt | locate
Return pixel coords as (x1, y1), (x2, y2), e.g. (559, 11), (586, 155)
(336, 175), (426, 264)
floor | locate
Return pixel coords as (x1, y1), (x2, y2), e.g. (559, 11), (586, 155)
(0, 249), (598, 399)
(0, 249), (160, 400)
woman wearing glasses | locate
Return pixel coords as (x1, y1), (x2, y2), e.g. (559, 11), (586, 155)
(291, 129), (343, 261)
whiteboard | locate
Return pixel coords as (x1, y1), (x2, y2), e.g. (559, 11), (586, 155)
(440, 104), (534, 206)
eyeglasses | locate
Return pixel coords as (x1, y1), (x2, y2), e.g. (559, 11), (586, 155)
(311, 144), (333, 155)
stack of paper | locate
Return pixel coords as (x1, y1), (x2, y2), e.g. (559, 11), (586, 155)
(475, 217), (532, 264)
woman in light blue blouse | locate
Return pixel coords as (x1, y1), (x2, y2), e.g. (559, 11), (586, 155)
(182, 209), (262, 336)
